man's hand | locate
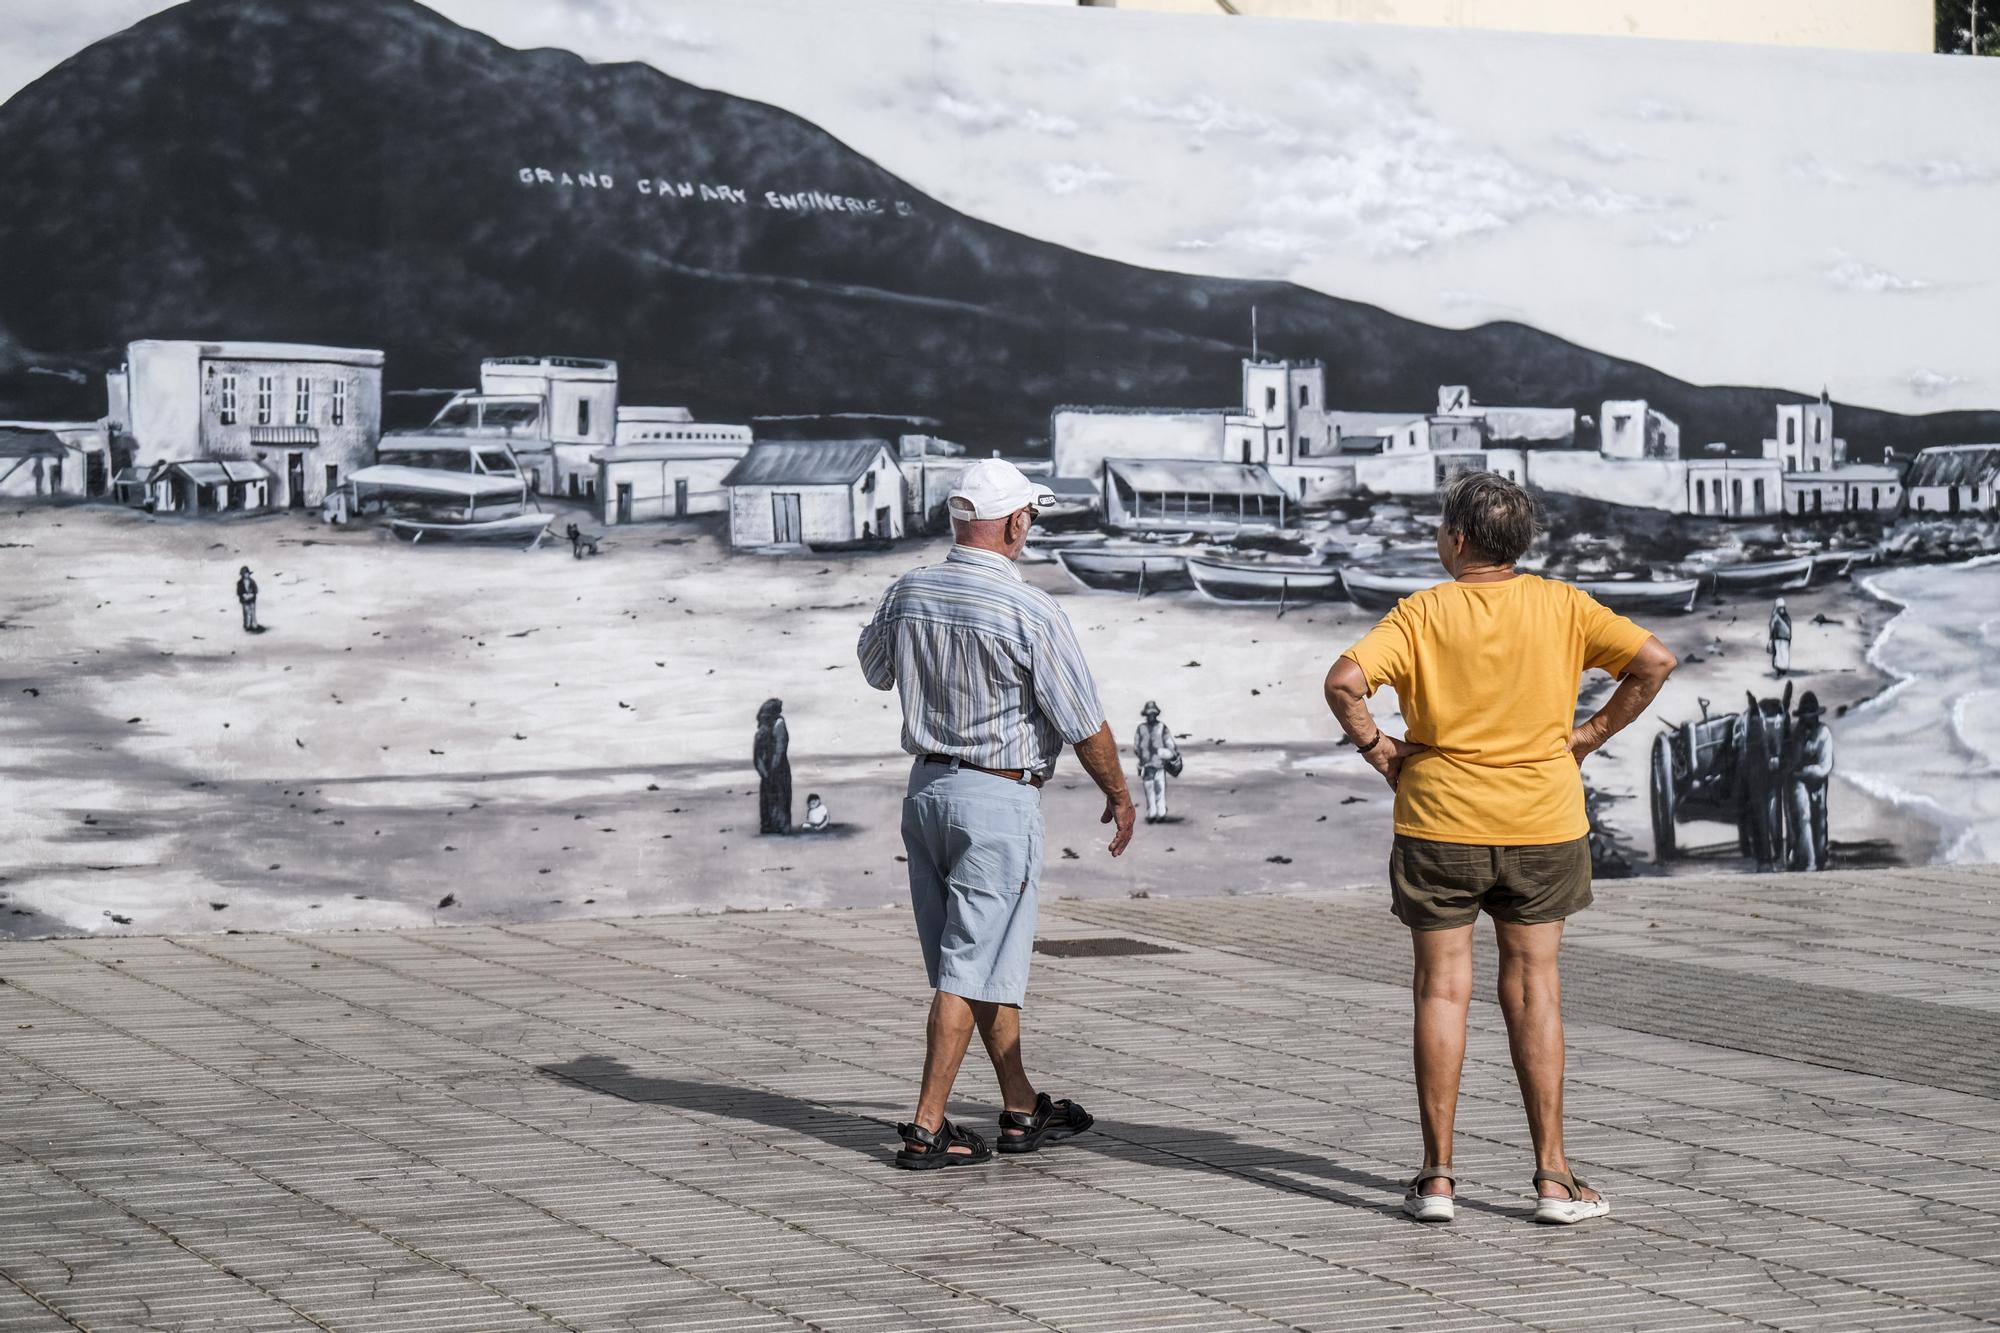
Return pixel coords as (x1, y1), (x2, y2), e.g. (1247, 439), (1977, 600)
(1072, 722), (1137, 857)
(1363, 735), (1429, 791)
(1102, 792), (1136, 857)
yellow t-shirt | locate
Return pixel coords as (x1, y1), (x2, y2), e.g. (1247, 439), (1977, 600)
(1341, 574), (1653, 846)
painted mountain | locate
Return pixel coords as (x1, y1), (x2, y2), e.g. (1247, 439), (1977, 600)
(1, 0), (1995, 455)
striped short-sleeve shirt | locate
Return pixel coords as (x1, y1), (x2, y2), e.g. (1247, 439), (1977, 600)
(857, 545), (1105, 776)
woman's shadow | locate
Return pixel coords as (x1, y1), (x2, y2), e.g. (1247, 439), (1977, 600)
(538, 1055), (1512, 1219)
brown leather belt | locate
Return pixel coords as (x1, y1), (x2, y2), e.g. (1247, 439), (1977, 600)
(921, 754), (1045, 788)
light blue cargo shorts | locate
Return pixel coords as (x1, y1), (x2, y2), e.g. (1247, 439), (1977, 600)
(902, 759), (1045, 1007)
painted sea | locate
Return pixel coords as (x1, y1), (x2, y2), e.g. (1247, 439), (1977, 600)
(1844, 555), (2000, 864)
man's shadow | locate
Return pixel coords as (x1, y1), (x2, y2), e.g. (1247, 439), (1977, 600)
(538, 1055), (1512, 1219)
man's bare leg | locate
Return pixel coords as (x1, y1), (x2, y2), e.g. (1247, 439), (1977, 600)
(1492, 918), (1600, 1202)
(972, 1001), (1039, 1139)
(1411, 924), (1474, 1195)
(907, 991), (979, 1154)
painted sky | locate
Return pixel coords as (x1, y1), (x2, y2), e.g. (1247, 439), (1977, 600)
(9, 0), (2000, 416)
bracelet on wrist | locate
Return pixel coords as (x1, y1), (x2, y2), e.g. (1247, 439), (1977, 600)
(1355, 731), (1386, 754)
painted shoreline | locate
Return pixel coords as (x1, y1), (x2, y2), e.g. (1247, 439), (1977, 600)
(1837, 553), (2000, 864)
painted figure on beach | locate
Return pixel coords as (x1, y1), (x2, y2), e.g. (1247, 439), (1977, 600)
(1786, 691), (1834, 872)
(1134, 701), (1181, 824)
(1740, 685), (1792, 872)
(235, 565), (259, 633)
(1767, 598), (1792, 676)
(803, 793), (830, 832)
(754, 698), (792, 835)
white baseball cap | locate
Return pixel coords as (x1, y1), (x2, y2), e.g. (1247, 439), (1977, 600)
(947, 458), (1057, 521)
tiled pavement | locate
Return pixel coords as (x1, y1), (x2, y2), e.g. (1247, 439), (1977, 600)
(2, 865), (1999, 1331)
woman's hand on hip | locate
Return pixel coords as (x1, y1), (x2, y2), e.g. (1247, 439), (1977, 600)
(1366, 735), (1428, 791)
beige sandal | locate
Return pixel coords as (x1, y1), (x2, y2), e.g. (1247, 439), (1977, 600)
(1402, 1166), (1456, 1222)
(1533, 1167), (1610, 1224)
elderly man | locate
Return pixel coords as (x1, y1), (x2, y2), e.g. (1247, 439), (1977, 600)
(1324, 472), (1677, 1225)
(859, 458), (1135, 1169)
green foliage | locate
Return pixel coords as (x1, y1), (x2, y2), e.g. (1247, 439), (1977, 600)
(1937, 0), (2000, 54)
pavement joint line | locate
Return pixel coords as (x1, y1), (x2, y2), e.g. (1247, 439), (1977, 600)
(0, 1261), (92, 1332)
(122, 933), (1310, 1333)
(0, 1093), (358, 1333)
(1040, 896), (2000, 1098)
(9, 952), (840, 1333)
(697, 911), (2000, 1205)
(470, 920), (1992, 1327)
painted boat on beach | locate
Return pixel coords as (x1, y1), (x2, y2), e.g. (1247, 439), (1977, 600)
(1575, 576), (1701, 614)
(1708, 555), (1815, 592)
(1810, 547), (1878, 581)
(1056, 546), (1194, 595)
(386, 512), (553, 546)
(1344, 567), (1700, 614)
(1187, 556), (1344, 605)
(1339, 567), (1439, 612)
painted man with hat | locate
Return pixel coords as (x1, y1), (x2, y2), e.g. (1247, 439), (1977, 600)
(235, 565), (259, 633)
(858, 458), (1134, 1169)
(1785, 690), (1834, 871)
(1134, 700), (1181, 823)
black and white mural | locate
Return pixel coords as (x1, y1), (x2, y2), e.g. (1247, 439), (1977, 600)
(2, 0), (1996, 937)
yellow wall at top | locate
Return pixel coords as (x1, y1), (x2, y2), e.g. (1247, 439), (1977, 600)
(1073, 0), (1933, 54)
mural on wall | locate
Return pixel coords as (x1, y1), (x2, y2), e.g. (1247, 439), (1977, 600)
(2, 0), (1997, 938)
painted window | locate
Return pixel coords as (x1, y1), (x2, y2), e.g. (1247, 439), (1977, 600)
(1297, 384), (1309, 407)
(1264, 387), (1276, 412)
(294, 376), (312, 425)
(331, 379), (347, 427)
(256, 375), (274, 425)
(1753, 479), (1767, 512)
(1786, 418), (1796, 445)
(578, 398), (591, 436)
(218, 375), (238, 425)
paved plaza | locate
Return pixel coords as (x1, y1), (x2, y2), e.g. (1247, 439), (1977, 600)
(3, 865), (1999, 1332)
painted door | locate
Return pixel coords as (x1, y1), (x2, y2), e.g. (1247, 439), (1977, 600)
(325, 464), (339, 497)
(287, 453), (306, 507)
(772, 492), (802, 544)
(874, 505), (893, 538)
(616, 483), (633, 524)
(674, 478), (688, 517)
(86, 452), (107, 496)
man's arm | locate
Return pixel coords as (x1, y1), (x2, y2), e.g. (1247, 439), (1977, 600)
(1072, 722), (1136, 857)
(856, 597), (896, 691)
(1569, 635), (1678, 764)
(1323, 656), (1426, 791)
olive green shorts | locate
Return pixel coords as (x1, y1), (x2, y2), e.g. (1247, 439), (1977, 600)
(1389, 835), (1593, 931)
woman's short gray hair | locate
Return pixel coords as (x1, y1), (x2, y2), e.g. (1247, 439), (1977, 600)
(1439, 471), (1541, 565)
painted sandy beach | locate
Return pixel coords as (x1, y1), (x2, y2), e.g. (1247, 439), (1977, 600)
(0, 504), (1936, 939)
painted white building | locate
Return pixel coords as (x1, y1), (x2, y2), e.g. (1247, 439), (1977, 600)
(1599, 399), (1681, 460)
(0, 420), (112, 498)
(1759, 393), (1904, 515)
(475, 355), (619, 498)
(108, 339), (383, 511)
(1050, 406), (1231, 479)
(723, 440), (906, 547)
(590, 405), (753, 525)
(896, 434), (972, 534)
(1905, 444), (2000, 516)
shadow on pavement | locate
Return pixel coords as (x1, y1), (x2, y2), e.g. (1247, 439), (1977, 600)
(539, 1054), (1517, 1220)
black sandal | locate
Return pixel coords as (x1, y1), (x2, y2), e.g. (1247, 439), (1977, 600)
(893, 1118), (991, 1170)
(996, 1092), (1094, 1154)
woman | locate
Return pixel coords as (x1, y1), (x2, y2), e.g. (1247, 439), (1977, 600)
(1323, 472), (1677, 1225)
(754, 698), (792, 835)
